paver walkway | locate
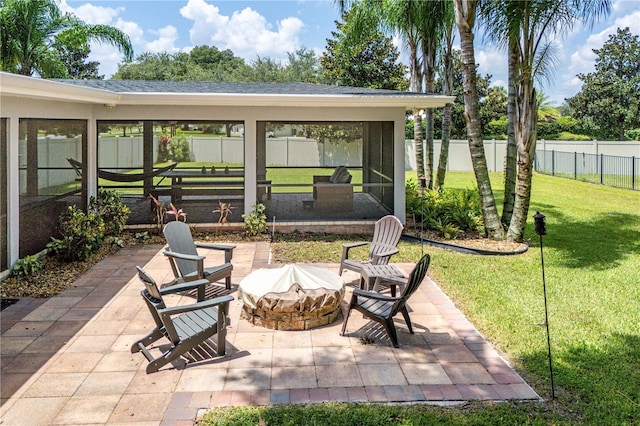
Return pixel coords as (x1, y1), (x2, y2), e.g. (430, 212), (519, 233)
(1, 242), (538, 425)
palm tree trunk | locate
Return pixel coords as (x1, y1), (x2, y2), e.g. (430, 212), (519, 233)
(454, 0), (505, 239)
(436, 30), (454, 189)
(502, 41), (518, 226)
(423, 42), (436, 190)
(408, 39), (425, 192)
(413, 108), (425, 188)
(436, 103), (452, 188)
(507, 84), (538, 242)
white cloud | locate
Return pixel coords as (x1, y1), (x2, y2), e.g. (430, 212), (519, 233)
(146, 26), (180, 53)
(68, 3), (123, 25)
(475, 47), (507, 85)
(180, 0), (304, 61)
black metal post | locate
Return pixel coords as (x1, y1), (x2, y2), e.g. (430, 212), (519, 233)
(534, 211), (555, 400)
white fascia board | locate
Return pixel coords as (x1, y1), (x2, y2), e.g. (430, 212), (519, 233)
(115, 93), (455, 109)
(0, 72), (119, 103)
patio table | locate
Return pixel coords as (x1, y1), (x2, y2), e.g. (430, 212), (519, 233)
(359, 264), (406, 297)
(158, 169), (244, 203)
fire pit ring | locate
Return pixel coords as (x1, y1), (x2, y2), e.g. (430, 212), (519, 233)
(238, 264), (345, 330)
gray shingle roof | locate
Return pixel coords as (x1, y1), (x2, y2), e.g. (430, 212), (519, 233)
(50, 79), (424, 96)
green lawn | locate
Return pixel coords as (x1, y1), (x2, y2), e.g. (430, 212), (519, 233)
(202, 172), (640, 425)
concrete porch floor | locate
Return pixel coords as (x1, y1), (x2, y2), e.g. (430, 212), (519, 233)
(1, 241), (539, 425)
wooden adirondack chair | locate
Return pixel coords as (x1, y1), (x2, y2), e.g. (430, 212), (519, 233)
(341, 254), (431, 348)
(163, 221), (235, 296)
(339, 215), (403, 276)
(131, 266), (234, 373)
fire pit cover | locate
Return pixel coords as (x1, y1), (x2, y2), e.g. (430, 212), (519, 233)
(239, 264), (344, 312)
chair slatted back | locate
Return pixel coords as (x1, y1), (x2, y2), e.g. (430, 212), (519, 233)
(369, 215), (403, 265)
(391, 254), (431, 316)
(136, 266), (180, 344)
(163, 221), (199, 277)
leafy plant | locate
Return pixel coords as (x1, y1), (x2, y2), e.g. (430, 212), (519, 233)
(11, 255), (43, 277)
(170, 130), (191, 162)
(149, 194), (166, 234)
(135, 231), (150, 240)
(242, 203), (267, 236)
(47, 206), (105, 261)
(89, 188), (130, 235)
(406, 180), (483, 239)
(165, 203), (187, 222)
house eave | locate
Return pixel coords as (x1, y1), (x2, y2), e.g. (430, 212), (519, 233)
(0, 72), (454, 109)
(0, 72), (119, 103)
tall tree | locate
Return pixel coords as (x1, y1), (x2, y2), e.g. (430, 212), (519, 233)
(338, 0), (427, 191)
(321, 11), (407, 89)
(0, 0), (132, 77)
(567, 27), (640, 141)
(453, 0), (505, 239)
(52, 32), (103, 79)
(482, 0), (611, 241)
(435, 8), (456, 189)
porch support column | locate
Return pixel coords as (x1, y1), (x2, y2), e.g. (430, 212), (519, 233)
(243, 119), (257, 217)
(7, 116), (19, 266)
(393, 113), (406, 224)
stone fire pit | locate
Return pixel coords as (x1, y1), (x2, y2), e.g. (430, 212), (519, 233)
(238, 264), (345, 330)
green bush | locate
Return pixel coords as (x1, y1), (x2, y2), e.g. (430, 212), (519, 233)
(89, 189), (130, 236)
(406, 179), (483, 239)
(170, 131), (191, 162)
(12, 255), (43, 277)
(242, 203), (268, 236)
(47, 206), (105, 261)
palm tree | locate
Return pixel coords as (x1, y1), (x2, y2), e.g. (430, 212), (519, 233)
(337, 0), (427, 191)
(481, 0), (611, 241)
(1, 0), (133, 77)
(453, 0), (505, 239)
(435, 6), (456, 189)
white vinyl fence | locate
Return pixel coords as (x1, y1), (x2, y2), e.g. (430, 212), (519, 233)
(31, 135), (640, 190)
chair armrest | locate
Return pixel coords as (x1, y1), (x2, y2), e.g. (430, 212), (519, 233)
(371, 247), (400, 264)
(195, 243), (235, 263)
(313, 175), (331, 184)
(159, 295), (234, 316)
(343, 242), (367, 249)
(353, 288), (399, 302)
(163, 250), (205, 262)
(158, 278), (209, 296)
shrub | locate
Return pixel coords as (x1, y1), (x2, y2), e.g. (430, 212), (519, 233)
(406, 179), (484, 239)
(170, 131), (191, 162)
(89, 189), (130, 236)
(242, 203), (267, 236)
(12, 255), (43, 277)
(47, 206), (105, 261)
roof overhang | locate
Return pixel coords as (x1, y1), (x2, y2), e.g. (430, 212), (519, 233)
(0, 72), (454, 109)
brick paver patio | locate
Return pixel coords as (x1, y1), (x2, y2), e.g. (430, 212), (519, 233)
(1, 241), (539, 425)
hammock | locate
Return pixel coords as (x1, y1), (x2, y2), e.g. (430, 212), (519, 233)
(67, 158), (177, 183)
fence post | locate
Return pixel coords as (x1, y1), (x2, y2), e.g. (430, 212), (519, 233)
(600, 153), (604, 185)
(552, 150), (555, 176)
(633, 156), (636, 190)
(574, 152), (577, 180)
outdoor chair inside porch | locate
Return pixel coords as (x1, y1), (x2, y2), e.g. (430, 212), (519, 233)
(341, 253), (431, 348)
(131, 266), (234, 373)
(163, 221), (235, 298)
(339, 215), (403, 276)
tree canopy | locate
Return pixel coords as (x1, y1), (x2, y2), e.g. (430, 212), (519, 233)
(0, 0), (132, 78)
(567, 27), (640, 140)
(320, 11), (408, 90)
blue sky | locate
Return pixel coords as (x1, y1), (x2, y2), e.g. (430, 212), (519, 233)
(63, 0), (640, 105)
